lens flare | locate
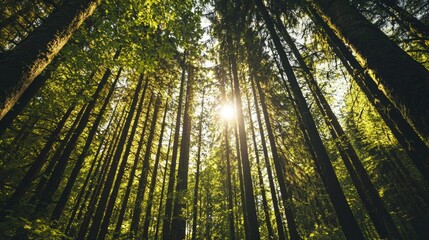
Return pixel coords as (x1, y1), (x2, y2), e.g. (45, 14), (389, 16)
(220, 104), (235, 120)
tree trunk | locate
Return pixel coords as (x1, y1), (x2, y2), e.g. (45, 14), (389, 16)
(172, 66), (194, 240)
(64, 103), (120, 235)
(310, 0), (429, 141)
(254, 78), (301, 240)
(274, 15), (401, 239)
(50, 68), (121, 221)
(29, 102), (87, 206)
(219, 78), (236, 240)
(247, 51), (288, 240)
(75, 107), (127, 238)
(113, 90), (152, 239)
(154, 132), (173, 240)
(191, 89), (205, 240)
(33, 61), (118, 215)
(254, 0), (364, 238)
(96, 76), (149, 240)
(85, 73), (144, 239)
(0, 58), (62, 135)
(379, 0), (429, 37)
(0, 0), (100, 119)
(1, 98), (76, 216)
(228, 30), (261, 240)
(162, 51), (187, 240)
(142, 102), (169, 240)
(128, 95), (161, 238)
(245, 90), (275, 239)
(308, 8), (429, 183)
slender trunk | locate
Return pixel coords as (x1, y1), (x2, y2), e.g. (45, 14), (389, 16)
(172, 66), (194, 240)
(129, 95), (161, 238)
(219, 78), (236, 240)
(142, 103), (169, 240)
(380, 0), (429, 37)
(254, 78), (300, 240)
(245, 91), (275, 239)
(50, 68), (121, 221)
(33, 60), (118, 215)
(0, 0), (100, 119)
(162, 52), (187, 240)
(191, 90), (205, 240)
(310, 0), (429, 141)
(1, 99), (76, 216)
(85, 73), (144, 239)
(275, 16), (401, 239)
(75, 107), (127, 238)
(228, 31), (261, 240)
(254, 1), (364, 238)
(64, 103), (120, 234)
(29, 102), (87, 205)
(248, 54), (288, 240)
(113, 91), (153, 238)
(233, 123), (250, 240)
(96, 76), (149, 240)
(308, 8), (429, 183)
(154, 132), (173, 240)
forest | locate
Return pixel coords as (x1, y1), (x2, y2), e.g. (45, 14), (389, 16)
(0, 0), (428, 239)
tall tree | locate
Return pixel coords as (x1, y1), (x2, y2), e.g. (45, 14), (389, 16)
(254, 0), (365, 238)
(0, 0), (100, 119)
(309, 0), (429, 140)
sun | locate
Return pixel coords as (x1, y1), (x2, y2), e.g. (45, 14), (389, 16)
(220, 104), (235, 120)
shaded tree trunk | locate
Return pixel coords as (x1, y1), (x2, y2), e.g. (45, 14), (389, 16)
(379, 0), (429, 37)
(33, 63), (119, 215)
(245, 91), (275, 239)
(228, 30), (261, 240)
(50, 68), (121, 221)
(274, 16), (401, 239)
(0, 58), (62, 135)
(129, 95), (161, 238)
(191, 89), (205, 240)
(142, 102), (169, 240)
(310, 0), (429, 141)
(0, 0), (100, 119)
(308, 8), (429, 184)
(254, 0), (365, 238)
(162, 52), (187, 240)
(85, 73), (144, 239)
(96, 77), (149, 240)
(113, 91), (153, 239)
(172, 66), (194, 240)
(75, 107), (127, 238)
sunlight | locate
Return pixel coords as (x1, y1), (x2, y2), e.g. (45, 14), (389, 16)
(220, 103), (235, 120)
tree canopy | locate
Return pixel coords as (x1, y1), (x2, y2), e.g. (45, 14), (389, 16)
(0, 0), (428, 239)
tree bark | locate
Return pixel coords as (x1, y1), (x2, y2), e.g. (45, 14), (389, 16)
(274, 15), (401, 239)
(112, 90), (152, 239)
(50, 68), (121, 221)
(310, 0), (429, 141)
(85, 73), (144, 239)
(172, 66), (194, 240)
(254, 0), (364, 238)
(308, 8), (429, 183)
(0, 0), (100, 119)
(162, 51), (187, 240)
(128, 95), (161, 238)
(142, 102), (169, 240)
